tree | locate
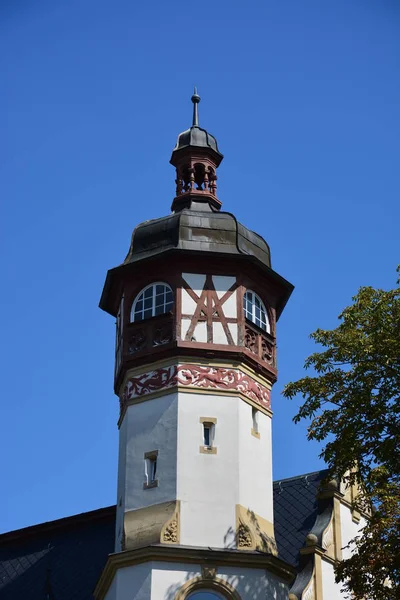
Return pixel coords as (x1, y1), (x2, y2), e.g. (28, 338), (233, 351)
(283, 267), (400, 600)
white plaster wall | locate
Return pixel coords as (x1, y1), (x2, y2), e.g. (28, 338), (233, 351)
(212, 275), (237, 317)
(104, 576), (118, 600)
(321, 558), (345, 600)
(152, 562), (289, 600)
(228, 323), (238, 345)
(115, 414), (128, 551)
(123, 393), (178, 511)
(177, 392), (239, 548)
(182, 273), (206, 298)
(181, 273), (238, 345)
(105, 562), (153, 600)
(340, 503), (366, 560)
(213, 321), (229, 344)
(238, 402), (274, 523)
(181, 290), (198, 315)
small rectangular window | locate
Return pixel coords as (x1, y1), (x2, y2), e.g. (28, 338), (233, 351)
(149, 456), (157, 481)
(252, 407), (260, 438)
(203, 424), (212, 447)
(199, 418), (217, 454)
(144, 451), (159, 488)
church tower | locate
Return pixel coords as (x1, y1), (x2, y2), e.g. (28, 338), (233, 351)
(97, 91), (294, 600)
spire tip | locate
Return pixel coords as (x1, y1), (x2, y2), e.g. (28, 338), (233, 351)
(191, 86), (200, 126)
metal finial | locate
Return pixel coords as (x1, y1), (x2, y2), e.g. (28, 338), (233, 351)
(191, 86), (200, 126)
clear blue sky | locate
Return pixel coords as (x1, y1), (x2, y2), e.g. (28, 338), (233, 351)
(1, 0), (399, 534)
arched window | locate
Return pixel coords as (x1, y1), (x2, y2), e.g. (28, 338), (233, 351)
(243, 290), (270, 333)
(131, 282), (173, 322)
(176, 577), (240, 600)
(187, 592), (226, 600)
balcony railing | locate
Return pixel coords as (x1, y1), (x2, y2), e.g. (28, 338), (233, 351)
(243, 321), (276, 367)
(125, 313), (174, 357)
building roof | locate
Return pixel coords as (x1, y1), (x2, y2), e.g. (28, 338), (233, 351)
(273, 469), (329, 567)
(0, 506), (115, 600)
(0, 470), (327, 599)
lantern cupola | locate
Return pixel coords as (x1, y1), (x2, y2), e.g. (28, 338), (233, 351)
(170, 88), (223, 212)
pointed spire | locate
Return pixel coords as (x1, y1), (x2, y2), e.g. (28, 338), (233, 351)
(191, 86), (200, 127)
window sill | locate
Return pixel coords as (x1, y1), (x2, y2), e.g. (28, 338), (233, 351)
(143, 479), (159, 489)
(199, 446), (217, 455)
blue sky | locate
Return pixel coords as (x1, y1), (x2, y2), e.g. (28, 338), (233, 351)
(1, 0), (399, 534)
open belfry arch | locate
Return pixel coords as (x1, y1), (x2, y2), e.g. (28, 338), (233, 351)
(95, 91), (366, 600)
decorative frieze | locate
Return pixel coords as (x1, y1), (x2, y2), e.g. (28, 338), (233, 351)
(121, 364), (271, 413)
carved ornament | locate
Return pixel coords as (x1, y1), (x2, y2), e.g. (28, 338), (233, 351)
(162, 518), (178, 543)
(237, 521), (253, 548)
(122, 364), (271, 411)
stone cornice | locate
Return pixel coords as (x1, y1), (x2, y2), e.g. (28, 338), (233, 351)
(94, 544), (296, 600)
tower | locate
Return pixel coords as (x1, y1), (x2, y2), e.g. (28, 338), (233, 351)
(97, 91), (294, 600)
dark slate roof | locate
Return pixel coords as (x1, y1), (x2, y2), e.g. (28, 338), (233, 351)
(273, 469), (328, 567)
(124, 209), (272, 269)
(0, 506), (115, 600)
(0, 470), (327, 599)
(173, 125), (222, 156)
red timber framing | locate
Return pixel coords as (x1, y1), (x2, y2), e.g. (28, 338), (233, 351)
(110, 253), (286, 394)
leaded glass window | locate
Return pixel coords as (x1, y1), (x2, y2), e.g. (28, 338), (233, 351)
(243, 290), (270, 333)
(131, 283), (173, 322)
(187, 591), (226, 600)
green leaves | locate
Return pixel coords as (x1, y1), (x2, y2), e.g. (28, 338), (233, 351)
(283, 266), (400, 599)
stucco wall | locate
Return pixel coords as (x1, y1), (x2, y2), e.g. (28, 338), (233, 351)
(238, 401), (273, 523)
(105, 562), (153, 600)
(340, 503), (366, 560)
(115, 415), (128, 551)
(177, 392), (239, 548)
(116, 379), (274, 549)
(122, 393), (179, 512)
(321, 559), (344, 600)
(105, 561), (288, 600)
(152, 562), (289, 600)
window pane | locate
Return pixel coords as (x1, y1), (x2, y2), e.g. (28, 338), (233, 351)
(131, 283), (174, 322)
(203, 426), (210, 446)
(155, 294), (165, 307)
(243, 289), (270, 332)
(187, 591), (225, 600)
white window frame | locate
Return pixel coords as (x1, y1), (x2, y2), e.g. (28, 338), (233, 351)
(203, 423), (213, 448)
(131, 282), (173, 323)
(199, 417), (217, 454)
(243, 289), (270, 333)
(144, 450), (159, 489)
(252, 407), (259, 434)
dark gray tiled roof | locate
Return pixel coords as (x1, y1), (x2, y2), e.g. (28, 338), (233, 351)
(273, 469), (328, 567)
(0, 470), (327, 598)
(0, 506), (115, 600)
